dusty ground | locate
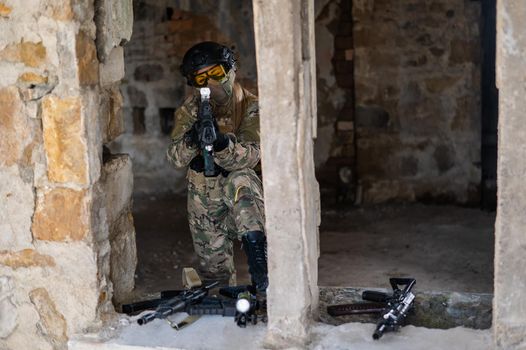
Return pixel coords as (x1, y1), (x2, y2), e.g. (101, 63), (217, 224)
(131, 194), (495, 300)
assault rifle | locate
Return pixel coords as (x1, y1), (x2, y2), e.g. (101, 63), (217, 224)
(136, 281), (218, 326)
(197, 87), (217, 177)
(327, 278), (416, 340)
(123, 284), (266, 329)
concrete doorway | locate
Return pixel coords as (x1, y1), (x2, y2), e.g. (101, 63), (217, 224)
(113, 0), (496, 309)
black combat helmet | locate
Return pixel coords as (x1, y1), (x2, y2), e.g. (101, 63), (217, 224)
(180, 41), (236, 86)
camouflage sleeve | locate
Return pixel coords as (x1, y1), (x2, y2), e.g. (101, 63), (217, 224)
(214, 97), (260, 171)
(166, 96), (199, 168)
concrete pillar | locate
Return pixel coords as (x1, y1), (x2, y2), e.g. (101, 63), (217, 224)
(252, 0), (320, 347)
(494, 1), (526, 348)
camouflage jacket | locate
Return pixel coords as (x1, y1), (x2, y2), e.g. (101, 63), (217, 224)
(166, 83), (260, 182)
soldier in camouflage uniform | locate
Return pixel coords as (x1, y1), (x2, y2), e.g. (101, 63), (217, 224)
(166, 42), (268, 292)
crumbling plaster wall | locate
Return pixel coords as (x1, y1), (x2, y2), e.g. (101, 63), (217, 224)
(353, 0), (482, 204)
(0, 1), (136, 349)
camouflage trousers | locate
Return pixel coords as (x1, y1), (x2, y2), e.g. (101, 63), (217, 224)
(187, 167), (265, 285)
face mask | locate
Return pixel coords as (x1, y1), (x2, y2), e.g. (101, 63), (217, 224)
(196, 69), (236, 104)
(219, 69), (236, 97)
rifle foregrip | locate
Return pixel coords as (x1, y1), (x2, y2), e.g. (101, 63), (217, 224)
(362, 290), (390, 303)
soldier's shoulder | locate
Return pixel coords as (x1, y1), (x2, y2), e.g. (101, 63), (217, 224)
(176, 94), (198, 117)
(241, 86), (258, 102)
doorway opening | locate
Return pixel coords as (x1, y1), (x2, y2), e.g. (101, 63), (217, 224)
(110, 0), (258, 299)
(315, 0), (496, 304)
(111, 0), (497, 330)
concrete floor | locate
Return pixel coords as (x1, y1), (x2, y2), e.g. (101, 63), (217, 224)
(130, 194), (495, 301)
(70, 315), (492, 350)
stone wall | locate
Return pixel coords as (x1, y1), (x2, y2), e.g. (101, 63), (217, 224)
(353, 0), (482, 204)
(0, 1), (136, 349)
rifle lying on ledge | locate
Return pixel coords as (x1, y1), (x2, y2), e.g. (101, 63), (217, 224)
(122, 270), (266, 329)
(327, 278), (416, 340)
(135, 281), (219, 326)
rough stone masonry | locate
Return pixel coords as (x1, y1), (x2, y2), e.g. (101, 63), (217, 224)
(0, 1), (136, 349)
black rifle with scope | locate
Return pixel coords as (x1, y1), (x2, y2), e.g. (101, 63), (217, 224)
(327, 278), (416, 340)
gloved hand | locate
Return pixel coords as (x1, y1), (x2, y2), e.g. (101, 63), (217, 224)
(212, 119), (230, 152)
(184, 121), (200, 148)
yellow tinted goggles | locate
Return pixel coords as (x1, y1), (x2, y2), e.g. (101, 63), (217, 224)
(193, 64), (227, 87)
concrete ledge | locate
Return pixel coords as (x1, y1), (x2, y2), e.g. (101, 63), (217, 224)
(319, 286), (492, 329)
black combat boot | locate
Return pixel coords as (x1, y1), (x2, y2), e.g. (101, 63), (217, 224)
(241, 231), (268, 293)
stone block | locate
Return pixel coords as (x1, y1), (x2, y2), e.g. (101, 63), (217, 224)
(451, 95), (476, 131)
(76, 31), (99, 86)
(170, 18), (194, 31)
(0, 250), (55, 269)
(355, 105), (390, 128)
(337, 121), (354, 131)
(41, 95), (89, 185)
(368, 50), (400, 68)
(102, 154), (133, 226)
(95, 0), (133, 62)
(106, 86), (124, 142)
(424, 76), (460, 94)
(354, 28), (389, 48)
(100, 47), (125, 87)
(42, 0), (74, 21)
(17, 72), (58, 101)
(18, 72), (47, 85)
(110, 212), (137, 302)
(29, 288), (68, 348)
(0, 87), (30, 167)
(32, 188), (89, 241)
(0, 277), (16, 339)
(0, 41), (46, 67)
(0, 3), (11, 17)
(0, 166), (34, 250)
(449, 39), (479, 65)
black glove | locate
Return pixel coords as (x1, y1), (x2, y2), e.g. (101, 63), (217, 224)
(184, 121), (200, 148)
(213, 132), (229, 152)
(212, 119), (230, 152)
(189, 155), (229, 177)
